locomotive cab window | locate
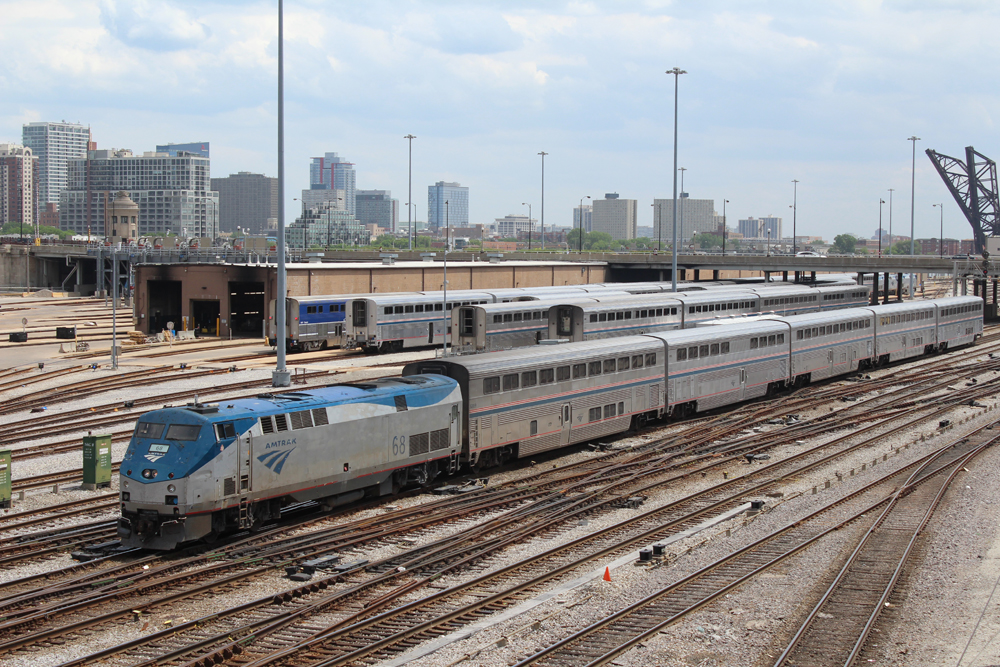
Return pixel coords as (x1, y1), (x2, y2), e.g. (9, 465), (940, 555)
(165, 424), (201, 441)
(215, 422), (237, 440)
(136, 422), (165, 438)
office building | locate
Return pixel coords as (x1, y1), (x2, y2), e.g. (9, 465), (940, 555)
(301, 188), (346, 212)
(591, 193), (637, 240)
(653, 195), (717, 242)
(356, 190), (399, 232)
(495, 214), (535, 238)
(309, 152), (356, 215)
(59, 149), (218, 238)
(211, 171), (278, 235)
(573, 204), (593, 232)
(737, 216), (782, 240)
(0, 144), (38, 230)
(21, 121), (90, 206)
(428, 181), (469, 231)
(157, 142), (210, 158)
(286, 202), (370, 249)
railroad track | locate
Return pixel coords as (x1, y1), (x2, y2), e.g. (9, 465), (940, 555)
(42, 373), (1000, 667)
(515, 432), (989, 667)
(772, 430), (987, 666)
(0, 337), (995, 663)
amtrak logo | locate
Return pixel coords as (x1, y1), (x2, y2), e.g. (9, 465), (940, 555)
(145, 453), (164, 463)
(258, 448), (295, 474)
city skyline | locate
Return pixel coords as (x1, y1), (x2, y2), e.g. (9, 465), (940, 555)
(2, 2), (999, 242)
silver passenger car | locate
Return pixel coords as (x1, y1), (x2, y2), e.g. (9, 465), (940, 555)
(783, 309), (875, 382)
(403, 337), (665, 466)
(933, 296), (983, 350)
(647, 321), (791, 416)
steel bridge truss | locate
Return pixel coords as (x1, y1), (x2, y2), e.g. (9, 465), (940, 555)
(926, 146), (1000, 254)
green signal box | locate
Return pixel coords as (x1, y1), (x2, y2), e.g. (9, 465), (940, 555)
(82, 435), (113, 490)
(0, 450), (10, 508)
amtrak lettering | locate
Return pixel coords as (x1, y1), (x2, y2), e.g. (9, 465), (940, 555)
(265, 439), (297, 449)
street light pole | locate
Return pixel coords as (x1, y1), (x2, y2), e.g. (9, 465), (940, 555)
(522, 202), (532, 250)
(273, 0), (289, 387)
(442, 200), (449, 357)
(934, 203), (943, 257)
(791, 179), (799, 254)
(888, 188), (894, 248)
(405, 134), (415, 251)
(879, 199), (885, 256)
(766, 228), (771, 257)
(908, 135), (920, 297)
(538, 151), (547, 250)
(578, 196), (590, 253)
(722, 199), (728, 256)
(666, 66), (686, 292)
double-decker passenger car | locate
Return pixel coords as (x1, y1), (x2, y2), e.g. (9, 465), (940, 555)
(406, 337), (666, 467)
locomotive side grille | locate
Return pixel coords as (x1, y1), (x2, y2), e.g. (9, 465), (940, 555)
(260, 416), (275, 434)
(394, 395), (408, 412)
(274, 414), (289, 432)
(430, 428), (450, 451)
(224, 477), (236, 495)
(312, 408), (329, 426)
(409, 432), (429, 456)
(290, 410), (314, 430)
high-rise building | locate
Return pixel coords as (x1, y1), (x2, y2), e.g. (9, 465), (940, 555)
(309, 152), (356, 215)
(591, 193), (637, 240)
(21, 121), (90, 206)
(0, 144), (38, 231)
(737, 216), (782, 240)
(211, 171), (278, 235)
(572, 204), (593, 232)
(156, 142), (210, 158)
(286, 202), (371, 249)
(356, 190), (399, 232)
(653, 195), (717, 242)
(428, 181), (469, 231)
(59, 149), (218, 238)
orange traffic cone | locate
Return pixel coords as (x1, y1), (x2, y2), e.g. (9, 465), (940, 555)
(603, 567), (611, 582)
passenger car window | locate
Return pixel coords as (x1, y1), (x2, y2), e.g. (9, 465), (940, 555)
(588, 361), (602, 376)
(483, 377), (500, 394)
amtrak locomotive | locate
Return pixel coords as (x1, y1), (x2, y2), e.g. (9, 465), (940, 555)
(120, 295), (982, 549)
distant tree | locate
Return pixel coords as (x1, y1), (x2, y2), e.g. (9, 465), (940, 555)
(832, 233), (858, 255)
(0, 222), (72, 240)
(890, 240), (920, 255)
(694, 233), (723, 250)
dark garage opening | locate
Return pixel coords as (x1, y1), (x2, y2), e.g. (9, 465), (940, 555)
(191, 300), (221, 335)
(229, 281), (265, 337)
(148, 280), (182, 333)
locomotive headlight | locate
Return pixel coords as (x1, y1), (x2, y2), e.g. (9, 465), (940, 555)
(141, 469), (157, 479)
(167, 484), (176, 493)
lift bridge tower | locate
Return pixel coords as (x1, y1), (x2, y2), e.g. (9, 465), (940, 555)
(926, 145), (1000, 255)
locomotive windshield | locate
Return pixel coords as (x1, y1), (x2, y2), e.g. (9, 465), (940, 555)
(164, 424), (202, 441)
(135, 422), (165, 438)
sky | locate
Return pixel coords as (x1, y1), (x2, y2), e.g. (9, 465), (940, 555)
(2, 0), (999, 242)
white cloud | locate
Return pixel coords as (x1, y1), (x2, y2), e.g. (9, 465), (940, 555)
(0, 0), (998, 239)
